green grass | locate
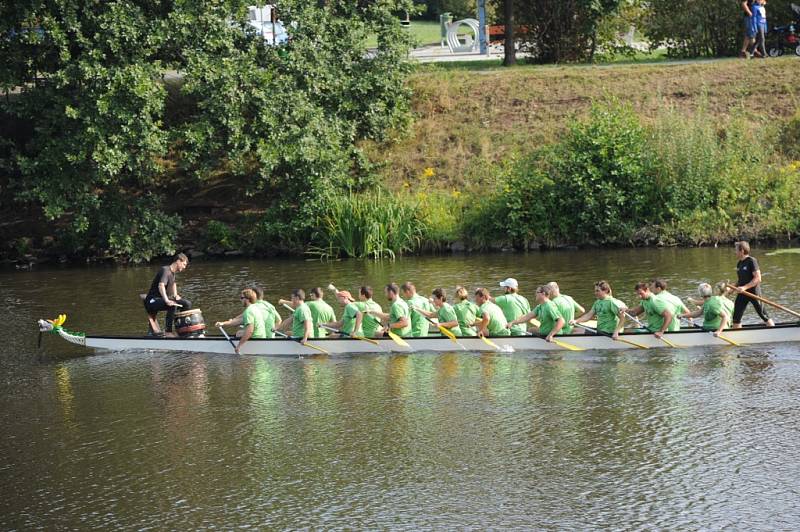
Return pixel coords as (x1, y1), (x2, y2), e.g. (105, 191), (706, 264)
(365, 56), (800, 191)
(366, 20), (443, 49)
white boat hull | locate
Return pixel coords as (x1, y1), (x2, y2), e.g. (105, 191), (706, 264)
(73, 323), (800, 356)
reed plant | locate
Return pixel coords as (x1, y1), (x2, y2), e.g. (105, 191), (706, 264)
(309, 190), (425, 260)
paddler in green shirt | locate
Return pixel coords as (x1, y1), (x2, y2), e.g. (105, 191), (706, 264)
(327, 290), (365, 338)
(627, 282), (677, 338)
(474, 287), (510, 337)
(547, 282), (585, 334)
(650, 279), (689, 331)
(401, 281), (435, 337)
(680, 282), (734, 336)
(412, 288), (463, 337)
(254, 285), (281, 338)
(571, 280), (627, 337)
(508, 284), (566, 342)
(277, 288), (313, 344)
(214, 288), (265, 354)
(453, 286), (479, 336)
(494, 278), (531, 336)
(368, 283), (411, 337)
(306, 287), (336, 338)
(215, 286), (277, 339)
(357, 286), (384, 338)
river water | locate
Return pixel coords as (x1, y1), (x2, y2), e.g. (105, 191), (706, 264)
(2, 247), (800, 529)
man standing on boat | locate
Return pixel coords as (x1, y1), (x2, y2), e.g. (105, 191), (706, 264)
(370, 283), (412, 337)
(494, 278), (531, 336)
(233, 288), (266, 354)
(731, 241), (775, 328)
(143, 253), (191, 336)
(627, 282), (676, 338)
(547, 282), (585, 335)
(401, 282), (435, 337)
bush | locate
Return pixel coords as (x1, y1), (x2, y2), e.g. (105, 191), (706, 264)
(309, 189), (426, 259)
(781, 111), (800, 161)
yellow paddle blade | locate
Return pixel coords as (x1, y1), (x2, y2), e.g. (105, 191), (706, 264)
(302, 342), (329, 355)
(551, 338), (585, 352)
(658, 335), (681, 348)
(585, 319), (598, 329)
(354, 335), (380, 346)
(437, 325), (458, 343)
(479, 334), (500, 350)
(615, 337), (650, 349)
(716, 333), (741, 347)
(529, 317), (541, 327)
(387, 330), (411, 348)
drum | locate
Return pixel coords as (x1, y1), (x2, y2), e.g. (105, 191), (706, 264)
(174, 309), (205, 338)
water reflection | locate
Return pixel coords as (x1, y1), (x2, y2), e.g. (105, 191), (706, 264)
(2, 249), (800, 528)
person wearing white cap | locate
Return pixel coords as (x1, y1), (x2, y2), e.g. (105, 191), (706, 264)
(495, 277), (531, 336)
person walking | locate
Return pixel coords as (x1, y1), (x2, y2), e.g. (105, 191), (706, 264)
(751, 0), (768, 58)
(741, 0), (756, 58)
(731, 241), (775, 328)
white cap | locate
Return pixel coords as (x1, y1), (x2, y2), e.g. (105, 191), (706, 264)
(499, 278), (519, 289)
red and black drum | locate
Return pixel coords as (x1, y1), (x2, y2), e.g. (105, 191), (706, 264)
(174, 309), (205, 337)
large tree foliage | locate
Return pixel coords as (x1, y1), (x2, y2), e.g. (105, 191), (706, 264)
(645, 0), (799, 57)
(510, 0), (622, 63)
(0, 0), (414, 261)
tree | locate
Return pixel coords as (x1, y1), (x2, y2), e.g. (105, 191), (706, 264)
(513, 0), (622, 64)
(0, 0), (415, 261)
(502, 0), (516, 66)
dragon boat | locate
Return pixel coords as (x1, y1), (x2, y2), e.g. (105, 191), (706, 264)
(37, 315), (800, 356)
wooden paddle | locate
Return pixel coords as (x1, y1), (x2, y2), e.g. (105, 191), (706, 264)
(328, 283), (409, 349)
(273, 329), (329, 355)
(527, 332), (585, 352)
(725, 283), (800, 320)
(320, 324), (381, 346)
(575, 323), (649, 349)
(218, 325), (238, 353)
(410, 306), (465, 349)
(625, 311), (681, 348)
(679, 317), (741, 347)
(478, 334), (502, 351)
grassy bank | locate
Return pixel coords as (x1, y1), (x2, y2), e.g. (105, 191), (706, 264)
(365, 57), (800, 189)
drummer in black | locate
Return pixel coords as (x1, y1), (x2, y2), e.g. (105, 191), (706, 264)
(143, 253), (192, 336)
(732, 241), (774, 328)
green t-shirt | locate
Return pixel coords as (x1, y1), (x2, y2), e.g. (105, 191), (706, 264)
(551, 294), (581, 334)
(406, 294), (435, 337)
(495, 293), (531, 336)
(243, 304), (267, 339)
(591, 296), (627, 334)
(656, 291), (687, 331)
(703, 295), (734, 331)
(477, 301), (510, 336)
(436, 303), (462, 336)
(307, 299), (336, 338)
(454, 300), (479, 336)
(256, 300), (281, 338)
(533, 300), (562, 336)
(389, 298), (412, 337)
(641, 295), (678, 332)
(291, 302), (313, 339)
(360, 299), (383, 338)
(341, 302), (364, 337)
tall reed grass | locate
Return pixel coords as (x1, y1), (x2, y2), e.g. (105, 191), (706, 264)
(309, 190), (425, 259)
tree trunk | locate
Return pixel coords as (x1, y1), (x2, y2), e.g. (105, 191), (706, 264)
(502, 0), (516, 66)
